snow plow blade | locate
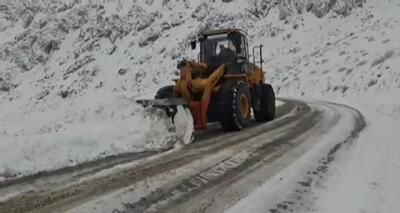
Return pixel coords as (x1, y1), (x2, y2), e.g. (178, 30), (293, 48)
(136, 98), (189, 122)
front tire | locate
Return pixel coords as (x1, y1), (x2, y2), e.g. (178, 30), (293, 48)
(219, 81), (251, 131)
(253, 83), (275, 122)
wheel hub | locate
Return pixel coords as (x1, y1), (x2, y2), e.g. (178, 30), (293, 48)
(239, 94), (250, 118)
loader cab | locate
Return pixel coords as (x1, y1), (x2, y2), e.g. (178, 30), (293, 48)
(194, 29), (250, 74)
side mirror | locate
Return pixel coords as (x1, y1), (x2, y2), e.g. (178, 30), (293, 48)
(190, 40), (196, 50)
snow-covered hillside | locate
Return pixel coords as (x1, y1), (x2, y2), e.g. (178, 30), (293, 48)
(261, 1), (399, 99)
(1, 0), (399, 204)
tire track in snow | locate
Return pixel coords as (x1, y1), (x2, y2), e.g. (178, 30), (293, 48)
(137, 101), (364, 213)
(119, 105), (321, 213)
(268, 103), (366, 213)
(119, 106), (320, 213)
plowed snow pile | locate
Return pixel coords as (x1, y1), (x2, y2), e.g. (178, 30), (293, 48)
(0, 96), (193, 181)
(0, 0), (197, 181)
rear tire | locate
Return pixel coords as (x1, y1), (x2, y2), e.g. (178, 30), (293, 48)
(219, 81), (251, 131)
(253, 83), (275, 122)
(155, 85), (175, 99)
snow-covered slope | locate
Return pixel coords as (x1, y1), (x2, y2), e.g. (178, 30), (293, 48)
(1, 0), (397, 189)
(261, 1), (400, 99)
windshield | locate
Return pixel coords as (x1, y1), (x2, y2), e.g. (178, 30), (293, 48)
(201, 34), (238, 65)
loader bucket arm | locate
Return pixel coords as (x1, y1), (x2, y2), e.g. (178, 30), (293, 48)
(136, 98), (188, 122)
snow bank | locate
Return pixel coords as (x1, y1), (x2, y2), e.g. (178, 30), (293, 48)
(310, 91), (400, 213)
(0, 0), (200, 180)
(0, 94), (192, 181)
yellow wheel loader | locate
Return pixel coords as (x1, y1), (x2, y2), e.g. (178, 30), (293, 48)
(138, 28), (275, 131)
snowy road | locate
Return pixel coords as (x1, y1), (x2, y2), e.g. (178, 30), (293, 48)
(0, 99), (364, 213)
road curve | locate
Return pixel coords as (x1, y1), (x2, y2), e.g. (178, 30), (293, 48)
(0, 99), (364, 213)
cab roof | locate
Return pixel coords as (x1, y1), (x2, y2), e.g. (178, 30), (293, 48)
(201, 28), (247, 36)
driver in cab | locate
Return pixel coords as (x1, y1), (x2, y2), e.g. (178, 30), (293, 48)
(218, 42), (237, 63)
